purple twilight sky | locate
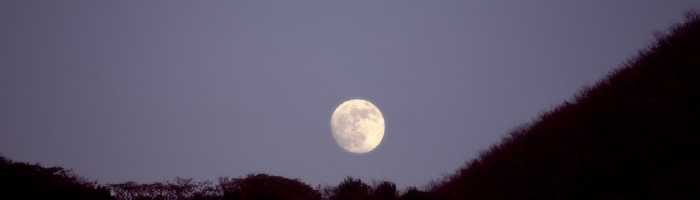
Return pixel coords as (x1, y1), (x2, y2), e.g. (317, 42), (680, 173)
(1, 1), (698, 189)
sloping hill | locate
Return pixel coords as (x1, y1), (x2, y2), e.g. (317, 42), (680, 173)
(430, 10), (700, 199)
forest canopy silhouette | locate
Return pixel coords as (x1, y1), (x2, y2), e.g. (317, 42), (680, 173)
(1, 9), (699, 200)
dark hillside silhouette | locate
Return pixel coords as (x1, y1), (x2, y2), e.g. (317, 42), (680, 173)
(0, 155), (113, 200)
(429, 10), (700, 199)
(0, 156), (417, 200)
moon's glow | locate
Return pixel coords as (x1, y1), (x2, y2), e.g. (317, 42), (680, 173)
(330, 99), (385, 154)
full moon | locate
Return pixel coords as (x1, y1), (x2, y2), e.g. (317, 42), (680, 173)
(330, 99), (385, 154)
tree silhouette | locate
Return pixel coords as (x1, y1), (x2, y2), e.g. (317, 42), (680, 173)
(108, 177), (222, 200)
(429, 9), (700, 199)
(399, 187), (431, 200)
(371, 180), (397, 200)
(0, 155), (113, 200)
(327, 177), (371, 200)
(218, 173), (320, 200)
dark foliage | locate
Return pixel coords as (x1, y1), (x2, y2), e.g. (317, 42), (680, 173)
(372, 180), (399, 200)
(322, 177), (420, 200)
(219, 173), (321, 200)
(429, 10), (700, 199)
(0, 155), (113, 200)
(1, 157), (419, 200)
(108, 177), (222, 200)
(336, 177), (372, 200)
(399, 187), (432, 200)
